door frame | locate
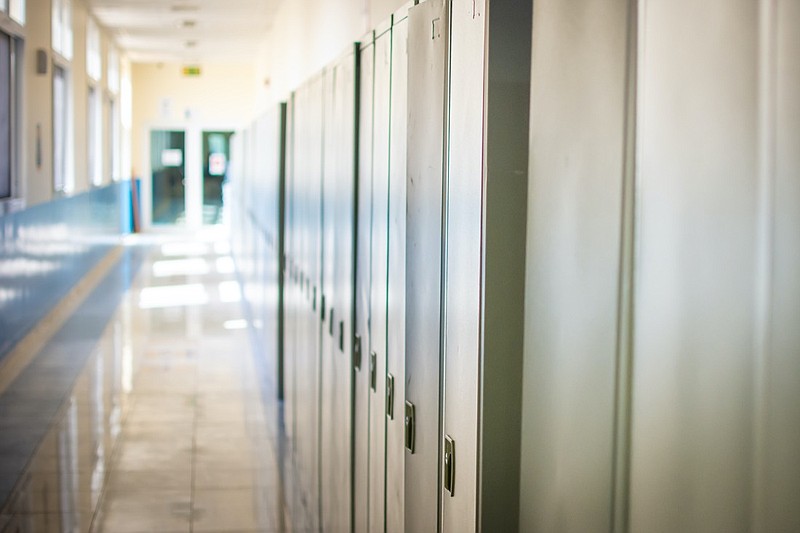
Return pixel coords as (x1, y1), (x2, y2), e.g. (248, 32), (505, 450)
(140, 120), (239, 231)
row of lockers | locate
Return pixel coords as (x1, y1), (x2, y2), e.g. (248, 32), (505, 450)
(232, 0), (525, 529)
(231, 0), (800, 531)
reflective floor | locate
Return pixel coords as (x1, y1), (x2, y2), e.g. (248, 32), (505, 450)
(0, 231), (297, 532)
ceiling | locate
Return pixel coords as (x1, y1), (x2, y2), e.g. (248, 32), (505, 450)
(87, 0), (281, 63)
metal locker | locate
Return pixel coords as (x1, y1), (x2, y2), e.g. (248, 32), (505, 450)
(354, 33), (375, 533)
(368, 20), (392, 533)
(629, 1), (792, 531)
(455, 0), (533, 529)
(519, 0), (631, 531)
(440, 0), (486, 530)
(385, 6), (410, 533)
(333, 46), (358, 533)
(405, 0), (448, 531)
(320, 61), (342, 533)
(293, 74), (324, 531)
(320, 48), (358, 533)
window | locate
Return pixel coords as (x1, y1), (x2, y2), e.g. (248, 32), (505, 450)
(86, 17), (100, 82)
(107, 47), (119, 95)
(88, 85), (102, 186)
(0, 31), (10, 198)
(9, 0), (25, 25)
(107, 48), (121, 181)
(108, 97), (119, 181)
(52, 0), (72, 59)
(0, 0), (6, 14)
(53, 65), (70, 192)
(120, 59), (132, 180)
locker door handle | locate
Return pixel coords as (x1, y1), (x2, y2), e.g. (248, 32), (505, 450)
(386, 374), (394, 419)
(329, 308), (335, 336)
(369, 351), (377, 391)
(405, 402), (415, 453)
(321, 295), (326, 320)
(443, 435), (455, 496)
(354, 334), (362, 370)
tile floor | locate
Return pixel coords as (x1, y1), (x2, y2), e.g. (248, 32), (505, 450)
(0, 232), (301, 532)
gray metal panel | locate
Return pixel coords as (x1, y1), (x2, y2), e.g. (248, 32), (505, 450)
(385, 14), (408, 533)
(405, 0), (447, 531)
(477, 0), (531, 529)
(354, 36), (374, 533)
(368, 26), (391, 533)
(440, 1), (485, 531)
(519, 0), (631, 531)
(764, 3), (800, 529)
(630, 1), (759, 531)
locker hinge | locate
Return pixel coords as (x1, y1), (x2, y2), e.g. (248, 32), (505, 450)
(386, 374), (394, 419)
(444, 435), (455, 496)
(405, 401), (415, 453)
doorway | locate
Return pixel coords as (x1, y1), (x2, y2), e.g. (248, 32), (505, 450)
(150, 129), (186, 225)
(201, 130), (233, 225)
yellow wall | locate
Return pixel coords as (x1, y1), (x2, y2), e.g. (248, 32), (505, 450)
(131, 61), (255, 178)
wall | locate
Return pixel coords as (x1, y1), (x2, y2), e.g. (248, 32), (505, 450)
(131, 61), (256, 179)
(23, 0), (53, 207)
(23, 0), (126, 207)
(254, 0), (408, 112)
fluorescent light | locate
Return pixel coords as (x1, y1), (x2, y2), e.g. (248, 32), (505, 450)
(223, 319), (248, 330)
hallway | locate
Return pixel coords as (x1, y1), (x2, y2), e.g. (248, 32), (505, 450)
(0, 232), (294, 532)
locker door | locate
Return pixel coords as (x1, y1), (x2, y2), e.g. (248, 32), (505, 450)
(333, 47), (358, 533)
(385, 9), (409, 533)
(353, 35), (375, 533)
(405, 0), (447, 531)
(519, 0), (632, 531)
(295, 75), (324, 531)
(320, 63), (343, 532)
(368, 21), (392, 533)
(440, 1), (485, 530)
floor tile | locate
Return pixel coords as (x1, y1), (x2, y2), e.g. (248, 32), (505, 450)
(191, 488), (280, 532)
(93, 490), (192, 533)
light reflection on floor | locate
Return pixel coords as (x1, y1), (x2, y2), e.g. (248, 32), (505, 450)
(0, 231), (299, 532)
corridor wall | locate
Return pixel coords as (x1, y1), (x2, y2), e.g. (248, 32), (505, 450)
(0, 182), (132, 360)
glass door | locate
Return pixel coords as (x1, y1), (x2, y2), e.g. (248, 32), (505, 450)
(150, 130), (186, 225)
(201, 130), (233, 225)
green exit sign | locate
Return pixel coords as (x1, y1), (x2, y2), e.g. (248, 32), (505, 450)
(182, 66), (201, 77)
